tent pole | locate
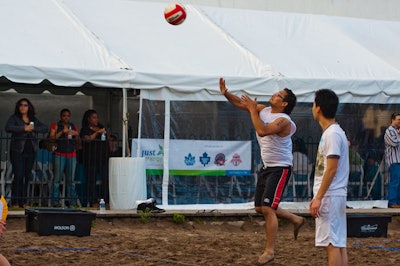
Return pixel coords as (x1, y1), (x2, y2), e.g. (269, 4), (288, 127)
(162, 98), (171, 206)
(122, 88), (127, 157)
(136, 93), (143, 157)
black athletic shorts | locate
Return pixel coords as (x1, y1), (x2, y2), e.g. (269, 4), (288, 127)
(254, 166), (291, 209)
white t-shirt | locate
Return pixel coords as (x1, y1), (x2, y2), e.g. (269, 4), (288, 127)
(313, 123), (349, 197)
(256, 107), (296, 167)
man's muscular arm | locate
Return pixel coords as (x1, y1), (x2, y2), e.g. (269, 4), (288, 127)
(241, 94), (290, 137)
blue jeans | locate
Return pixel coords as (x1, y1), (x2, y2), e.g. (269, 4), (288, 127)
(53, 155), (77, 205)
(388, 163), (400, 206)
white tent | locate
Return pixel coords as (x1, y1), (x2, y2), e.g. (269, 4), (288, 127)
(63, 0), (400, 104)
(0, 0), (135, 88)
(1, 0), (398, 208)
(1, 0), (400, 102)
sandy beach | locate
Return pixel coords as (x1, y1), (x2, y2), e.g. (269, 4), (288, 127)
(0, 213), (399, 265)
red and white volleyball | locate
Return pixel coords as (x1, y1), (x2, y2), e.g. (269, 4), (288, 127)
(164, 2), (187, 26)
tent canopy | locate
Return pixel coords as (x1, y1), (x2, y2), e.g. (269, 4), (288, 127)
(1, 0), (400, 103)
(0, 0), (134, 89)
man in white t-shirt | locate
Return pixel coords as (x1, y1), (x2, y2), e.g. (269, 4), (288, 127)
(220, 78), (305, 265)
(309, 89), (349, 265)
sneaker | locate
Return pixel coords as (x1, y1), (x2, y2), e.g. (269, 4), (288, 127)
(137, 202), (150, 213)
(147, 202), (165, 213)
(136, 202), (165, 213)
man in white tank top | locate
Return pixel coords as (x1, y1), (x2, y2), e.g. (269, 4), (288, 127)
(220, 78), (305, 265)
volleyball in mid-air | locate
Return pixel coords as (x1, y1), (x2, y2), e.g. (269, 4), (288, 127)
(164, 2), (187, 26)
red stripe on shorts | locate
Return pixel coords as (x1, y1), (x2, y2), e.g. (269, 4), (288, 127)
(271, 168), (289, 209)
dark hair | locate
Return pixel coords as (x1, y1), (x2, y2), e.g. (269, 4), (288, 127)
(314, 89), (338, 119)
(14, 98), (35, 120)
(391, 112), (400, 120)
(109, 134), (118, 141)
(293, 137), (308, 155)
(282, 88), (296, 115)
(81, 109), (97, 129)
(60, 108), (71, 117)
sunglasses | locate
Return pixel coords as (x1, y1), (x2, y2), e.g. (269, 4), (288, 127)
(273, 92), (285, 100)
(19, 103), (29, 107)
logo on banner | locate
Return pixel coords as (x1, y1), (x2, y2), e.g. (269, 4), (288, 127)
(199, 152), (211, 166)
(141, 149), (156, 156)
(157, 145), (164, 155)
(230, 153), (242, 166)
(214, 153), (226, 166)
(141, 144), (164, 157)
(184, 153), (196, 166)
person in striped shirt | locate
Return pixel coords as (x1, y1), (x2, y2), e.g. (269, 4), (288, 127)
(384, 112), (400, 208)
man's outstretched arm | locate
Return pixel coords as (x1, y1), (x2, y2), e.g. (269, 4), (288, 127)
(220, 77), (248, 111)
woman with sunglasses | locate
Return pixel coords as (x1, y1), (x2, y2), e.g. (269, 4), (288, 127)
(5, 98), (48, 208)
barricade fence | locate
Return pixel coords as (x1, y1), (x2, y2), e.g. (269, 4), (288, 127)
(0, 132), (388, 208)
(0, 132), (110, 208)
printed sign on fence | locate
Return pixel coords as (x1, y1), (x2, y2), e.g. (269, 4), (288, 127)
(132, 139), (251, 176)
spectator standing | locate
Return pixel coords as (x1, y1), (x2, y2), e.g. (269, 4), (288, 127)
(80, 110), (109, 207)
(49, 109), (79, 207)
(109, 134), (123, 157)
(384, 112), (400, 208)
(309, 89), (349, 265)
(5, 98), (47, 208)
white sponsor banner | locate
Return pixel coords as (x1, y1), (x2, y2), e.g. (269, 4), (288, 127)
(132, 139), (251, 176)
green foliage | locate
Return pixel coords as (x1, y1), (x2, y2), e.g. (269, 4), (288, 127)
(172, 213), (186, 224)
(140, 209), (151, 223)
